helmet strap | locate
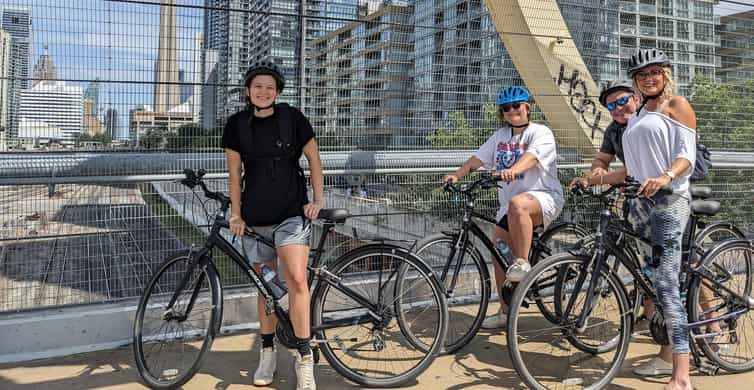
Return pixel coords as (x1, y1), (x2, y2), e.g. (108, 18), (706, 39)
(636, 86), (665, 115)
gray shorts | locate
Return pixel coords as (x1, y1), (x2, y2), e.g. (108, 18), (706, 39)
(241, 215), (311, 263)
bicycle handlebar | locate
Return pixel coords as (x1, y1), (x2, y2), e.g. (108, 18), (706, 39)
(570, 176), (673, 203)
(442, 171), (501, 197)
(181, 168), (231, 211)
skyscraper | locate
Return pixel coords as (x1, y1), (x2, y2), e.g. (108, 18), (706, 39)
(718, 9), (754, 84)
(31, 45), (56, 87)
(192, 32), (203, 123)
(154, 0), (180, 112)
(203, 0), (360, 123)
(17, 81), (83, 145)
(104, 108), (118, 139)
(0, 29), (11, 137)
(84, 79), (101, 116)
(179, 69), (192, 104)
(1, 7), (32, 141)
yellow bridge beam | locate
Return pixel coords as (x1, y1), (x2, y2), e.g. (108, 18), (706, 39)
(485, 0), (610, 151)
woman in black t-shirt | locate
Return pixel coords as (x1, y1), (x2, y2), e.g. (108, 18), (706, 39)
(221, 60), (323, 390)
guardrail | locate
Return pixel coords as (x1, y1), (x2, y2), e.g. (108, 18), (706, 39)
(1, 163), (752, 313)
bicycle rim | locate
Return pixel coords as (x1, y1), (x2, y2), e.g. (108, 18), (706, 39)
(133, 253), (219, 389)
(413, 235), (489, 353)
(312, 246), (447, 387)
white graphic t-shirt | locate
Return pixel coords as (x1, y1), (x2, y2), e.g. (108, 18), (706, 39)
(473, 123), (563, 220)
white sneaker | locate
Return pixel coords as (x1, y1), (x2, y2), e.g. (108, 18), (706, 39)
(506, 258), (531, 282)
(253, 346), (276, 386)
(481, 309), (507, 329)
(295, 353), (316, 390)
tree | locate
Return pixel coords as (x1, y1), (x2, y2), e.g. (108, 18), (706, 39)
(140, 127), (168, 150)
(691, 76), (754, 151)
(426, 104), (500, 149)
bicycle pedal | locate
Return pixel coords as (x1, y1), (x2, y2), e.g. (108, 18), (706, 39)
(698, 361), (720, 376)
(312, 346), (320, 364)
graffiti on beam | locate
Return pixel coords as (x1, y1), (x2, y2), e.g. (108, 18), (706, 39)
(555, 64), (605, 140)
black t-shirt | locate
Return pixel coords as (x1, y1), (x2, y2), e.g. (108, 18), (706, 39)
(599, 120), (626, 163)
(221, 105), (315, 225)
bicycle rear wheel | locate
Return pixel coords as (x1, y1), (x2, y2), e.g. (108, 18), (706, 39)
(311, 244), (447, 387)
(411, 233), (490, 354)
(133, 252), (222, 389)
(689, 239), (754, 372)
(507, 253), (632, 389)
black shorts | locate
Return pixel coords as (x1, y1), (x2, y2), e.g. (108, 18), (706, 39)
(496, 214), (544, 233)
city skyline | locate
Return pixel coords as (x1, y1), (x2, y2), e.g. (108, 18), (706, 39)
(1, 0), (753, 149)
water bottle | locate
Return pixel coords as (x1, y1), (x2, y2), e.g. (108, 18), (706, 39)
(496, 239), (515, 267)
(260, 264), (287, 299)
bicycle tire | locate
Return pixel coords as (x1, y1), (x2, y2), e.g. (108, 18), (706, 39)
(688, 239), (754, 373)
(529, 222), (591, 324)
(133, 251), (222, 389)
(695, 222), (746, 253)
(311, 244), (448, 387)
(408, 232), (490, 354)
(507, 253), (632, 389)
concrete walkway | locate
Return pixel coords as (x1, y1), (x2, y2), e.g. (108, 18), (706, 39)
(2, 326), (752, 389)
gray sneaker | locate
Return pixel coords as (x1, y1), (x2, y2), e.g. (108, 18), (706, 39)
(253, 346), (276, 386)
(481, 310), (507, 329)
(506, 258), (531, 282)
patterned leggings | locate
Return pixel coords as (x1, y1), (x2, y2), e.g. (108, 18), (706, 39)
(631, 193), (691, 353)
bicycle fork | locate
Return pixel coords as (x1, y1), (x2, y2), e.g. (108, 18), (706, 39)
(571, 210), (612, 333)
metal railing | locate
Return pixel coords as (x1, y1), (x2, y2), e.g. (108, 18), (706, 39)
(1, 162), (753, 313)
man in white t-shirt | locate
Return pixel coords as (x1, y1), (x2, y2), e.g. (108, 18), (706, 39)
(443, 86), (564, 329)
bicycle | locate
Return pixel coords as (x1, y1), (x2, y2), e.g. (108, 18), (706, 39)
(506, 178), (754, 389)
(577, 183), (746, 321)
(403, 172), (589, 354)
(132, 169), (448, 389)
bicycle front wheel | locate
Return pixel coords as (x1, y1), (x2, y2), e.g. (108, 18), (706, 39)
(689, 239), (754, 372)
(133, 251), (222, 389)
(311, 244), (448, 387)
(507, 253), (632, 390)
(410, 232), (490, 354)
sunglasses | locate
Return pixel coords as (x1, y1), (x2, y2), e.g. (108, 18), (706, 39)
(635, 69), (665, 80)
(500, 102), (523, 112)
(606, 95), (632, 111)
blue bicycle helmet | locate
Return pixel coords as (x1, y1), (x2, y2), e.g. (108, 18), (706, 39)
(496, 86), (530, 106)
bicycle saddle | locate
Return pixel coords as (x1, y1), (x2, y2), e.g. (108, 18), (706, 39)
(691, 199), (720, 217)
(690, 185), (712, 200)
(318, 208), (351, 223)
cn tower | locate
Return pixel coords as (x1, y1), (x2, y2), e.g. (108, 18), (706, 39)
(154, 0), (180, 112)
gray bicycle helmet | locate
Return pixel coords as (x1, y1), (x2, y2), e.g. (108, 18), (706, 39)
(243, 60), (285, 91)
(627, 49), (671, 77)
(599, 79), (634, 107)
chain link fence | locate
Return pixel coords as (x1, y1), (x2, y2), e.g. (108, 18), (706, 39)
(1, 0), (753, 312)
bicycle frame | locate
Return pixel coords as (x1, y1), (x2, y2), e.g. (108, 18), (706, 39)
(164, 209), (389, 336)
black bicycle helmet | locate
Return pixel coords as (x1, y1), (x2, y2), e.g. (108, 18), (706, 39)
(243, 60), (285, 92)
(598, 79), (634, 107)
(627, 49), (671, 77)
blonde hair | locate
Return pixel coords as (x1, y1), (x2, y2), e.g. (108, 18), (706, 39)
(633, 66), (675, 101)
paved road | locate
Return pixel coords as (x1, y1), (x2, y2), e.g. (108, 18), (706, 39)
(2, 324), (752, 389)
